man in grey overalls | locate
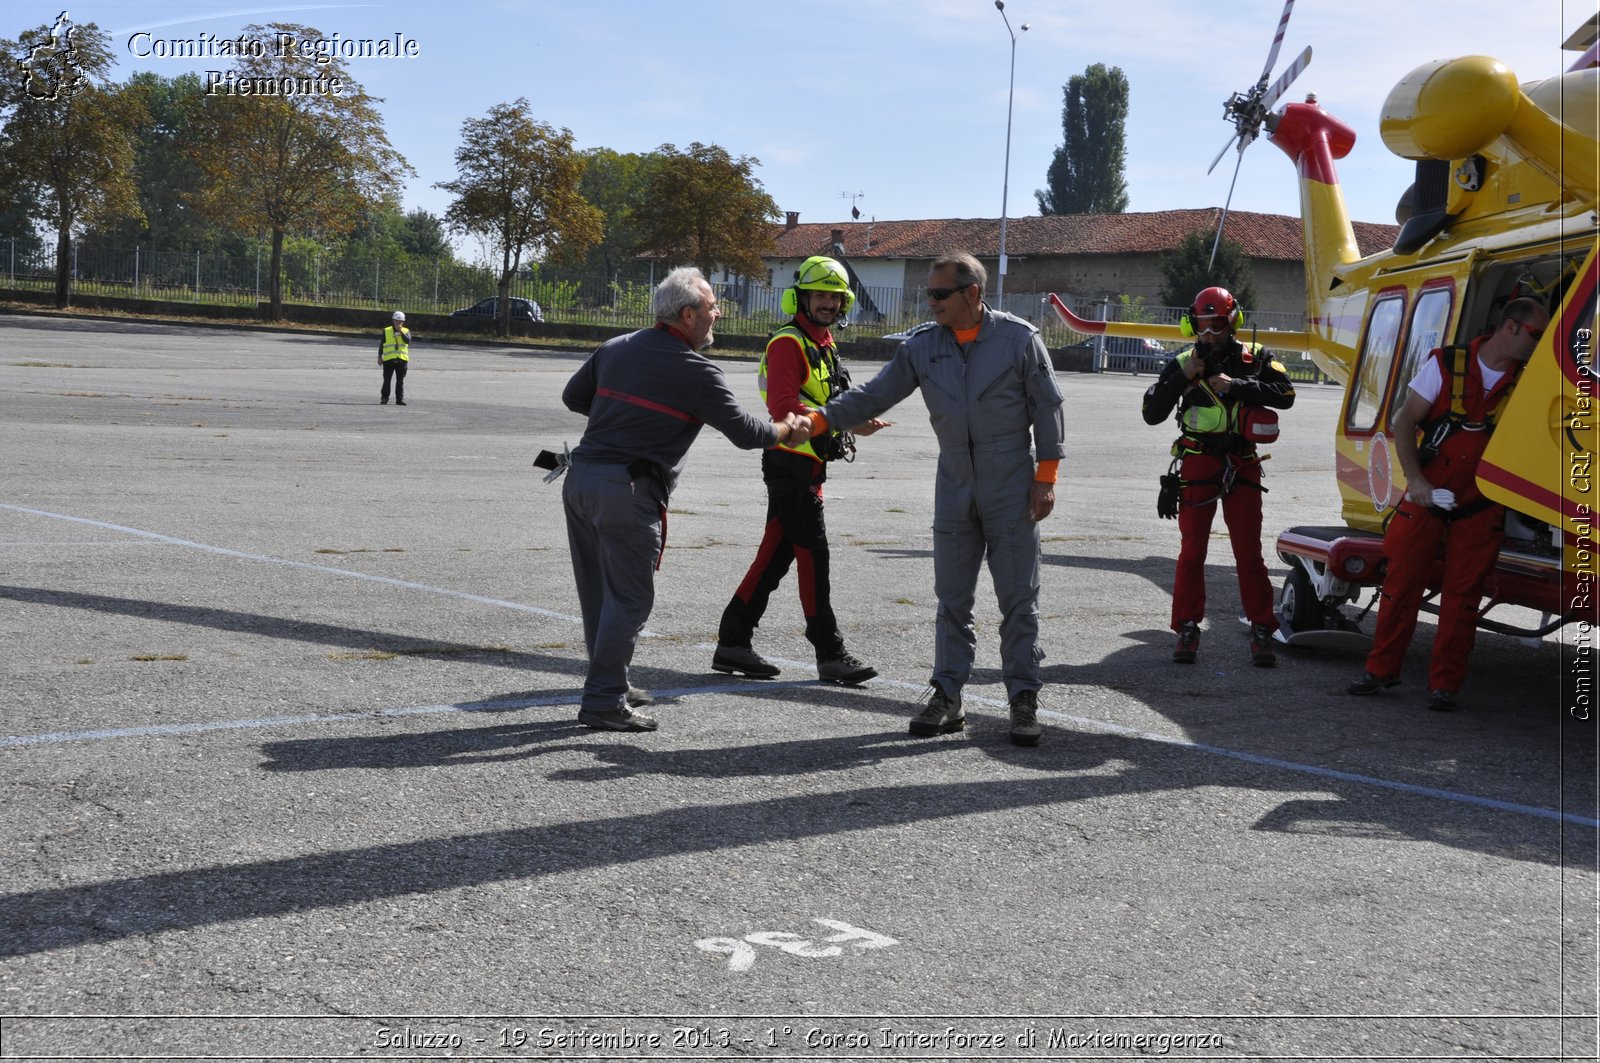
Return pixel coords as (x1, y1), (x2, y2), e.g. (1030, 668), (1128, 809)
(810, 252), (1065, 746)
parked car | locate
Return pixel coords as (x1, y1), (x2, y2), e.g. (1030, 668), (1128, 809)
(451, 296), (543, 323)
(1101, 335), (1168, 370)
(1048, 335), (1171, 373)
(883, 322), (935, 343)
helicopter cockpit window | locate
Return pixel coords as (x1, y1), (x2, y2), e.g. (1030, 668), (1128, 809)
(1346, 295), (1406, 434)
(1388, 287), (1454, 430)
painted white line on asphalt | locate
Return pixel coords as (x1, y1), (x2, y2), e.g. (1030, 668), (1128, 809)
(6, 503), (1593, 830)
(0, 541), (167, 547)
(0, 502), (582, 624)
(0, 681), (812, 748)
(4, 673), (1594, 829)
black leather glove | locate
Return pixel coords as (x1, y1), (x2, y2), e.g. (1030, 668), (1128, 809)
(1157, 473), (1181, 519)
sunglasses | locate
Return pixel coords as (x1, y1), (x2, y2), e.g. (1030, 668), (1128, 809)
(1519, 322), (1544, 342)
(926, 283), (971, 301)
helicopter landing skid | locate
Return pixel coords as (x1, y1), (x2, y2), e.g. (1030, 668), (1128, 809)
(1240, 613), (1372, 652)
(1277, 627), (1372, 652)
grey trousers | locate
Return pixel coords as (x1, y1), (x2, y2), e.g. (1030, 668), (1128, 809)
(931, 500), (1044, 701)
(563, 461), (664, 714)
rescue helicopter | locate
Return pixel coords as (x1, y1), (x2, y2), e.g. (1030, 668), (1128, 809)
(1051, 2), (1599, 660)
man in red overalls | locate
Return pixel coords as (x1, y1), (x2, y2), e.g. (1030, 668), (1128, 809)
(1348, 296), (1549, 711)
(1141, 286), (1296, 667)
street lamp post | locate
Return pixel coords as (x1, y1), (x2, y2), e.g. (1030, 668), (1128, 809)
(995, 1), (1028, 310)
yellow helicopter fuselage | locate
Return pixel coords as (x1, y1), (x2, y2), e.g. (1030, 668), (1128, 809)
(1049, 57), (1596, 637)
(1276, 59), (1596, 605)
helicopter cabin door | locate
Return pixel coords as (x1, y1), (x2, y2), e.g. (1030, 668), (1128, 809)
(1477, 244), (1599, 558)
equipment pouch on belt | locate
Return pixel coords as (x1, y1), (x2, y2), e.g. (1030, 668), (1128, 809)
(1157, 461), (1181, 519)
(1237, 404), (1279, 444)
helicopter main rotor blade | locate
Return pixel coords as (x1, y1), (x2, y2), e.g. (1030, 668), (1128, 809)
(1209, 148), (1247, 271)
(1207, 131), (1241, 176)
(1260, 45), (1313, 112)
(1260, 0), (1296, 85)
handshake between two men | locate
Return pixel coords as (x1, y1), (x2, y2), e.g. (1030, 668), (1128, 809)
(771, 409), (892, 449)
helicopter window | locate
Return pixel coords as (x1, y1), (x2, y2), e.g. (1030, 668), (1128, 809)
(1346, 295), (1406, 435)
(1389, 287), (1455, 430)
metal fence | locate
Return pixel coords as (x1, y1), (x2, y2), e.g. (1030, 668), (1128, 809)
(2, 238), (1326, 378)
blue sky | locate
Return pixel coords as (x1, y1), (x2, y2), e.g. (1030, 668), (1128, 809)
(8, 0), (1593, 261)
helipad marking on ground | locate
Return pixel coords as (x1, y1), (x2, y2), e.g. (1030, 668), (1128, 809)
(695, 919), (898, 972)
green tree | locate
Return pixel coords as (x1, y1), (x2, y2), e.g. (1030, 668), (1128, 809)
(0, 186), (46, 263)
(572, 147), (650, 284)
(78, 72), (219, 255)
(185, 22), (411, 318)
(397, 209), (451, 261)
(633, 142), (778, 279)
(436, 98), (602, 335)
(0, 16), (145, 306)
(1159, 229), (1259, 313)
(1116, 293), (1151, 323)
(1037, 63), (1130, 216)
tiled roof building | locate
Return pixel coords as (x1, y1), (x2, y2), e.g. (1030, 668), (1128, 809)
(746, 208), (1401, 324)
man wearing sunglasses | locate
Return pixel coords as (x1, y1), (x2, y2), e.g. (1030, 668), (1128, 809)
(804, 252), (1065, 747)
(1141, 285), (1296, 668)
(1349, 295), (1548, 712)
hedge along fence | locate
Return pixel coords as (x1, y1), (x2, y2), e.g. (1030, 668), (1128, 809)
(4, 239), (1309, 346)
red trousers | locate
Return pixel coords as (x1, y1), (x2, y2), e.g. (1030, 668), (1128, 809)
(1172, 451), (1275, 630)
(1363, 499), (1505, 693)
(717, 450), (842, 656)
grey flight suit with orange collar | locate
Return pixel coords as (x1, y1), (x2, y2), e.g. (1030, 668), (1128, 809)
(818, 304), (1066, 700)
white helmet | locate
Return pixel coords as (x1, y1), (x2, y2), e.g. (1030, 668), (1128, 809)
(392, 311), (406, 322)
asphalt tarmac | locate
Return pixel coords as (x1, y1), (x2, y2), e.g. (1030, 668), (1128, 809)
(1, 314), (1595, 1061)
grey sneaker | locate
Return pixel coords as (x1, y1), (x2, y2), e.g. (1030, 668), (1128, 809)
(909, 686), (964, 737)
(1008, 688), (1042, 747)
(711, 644), (780, 679)
(818, 650), (877, 685)
(578, 706), (659, 732)
(625, 686), (654, 707)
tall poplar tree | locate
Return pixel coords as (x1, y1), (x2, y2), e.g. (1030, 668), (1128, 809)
(1037, 63), (1130, 216)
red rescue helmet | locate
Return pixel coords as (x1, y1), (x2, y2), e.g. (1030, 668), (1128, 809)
(1182, 286), (1243, 337)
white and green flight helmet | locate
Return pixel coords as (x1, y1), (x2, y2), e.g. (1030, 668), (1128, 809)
(782, 255), (855, 323)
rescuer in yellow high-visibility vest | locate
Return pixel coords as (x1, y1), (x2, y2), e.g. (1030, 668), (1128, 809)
(1140, 286), (1295, 668)
(378, 310), (411, 406)
(712, 255), (889, 686)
